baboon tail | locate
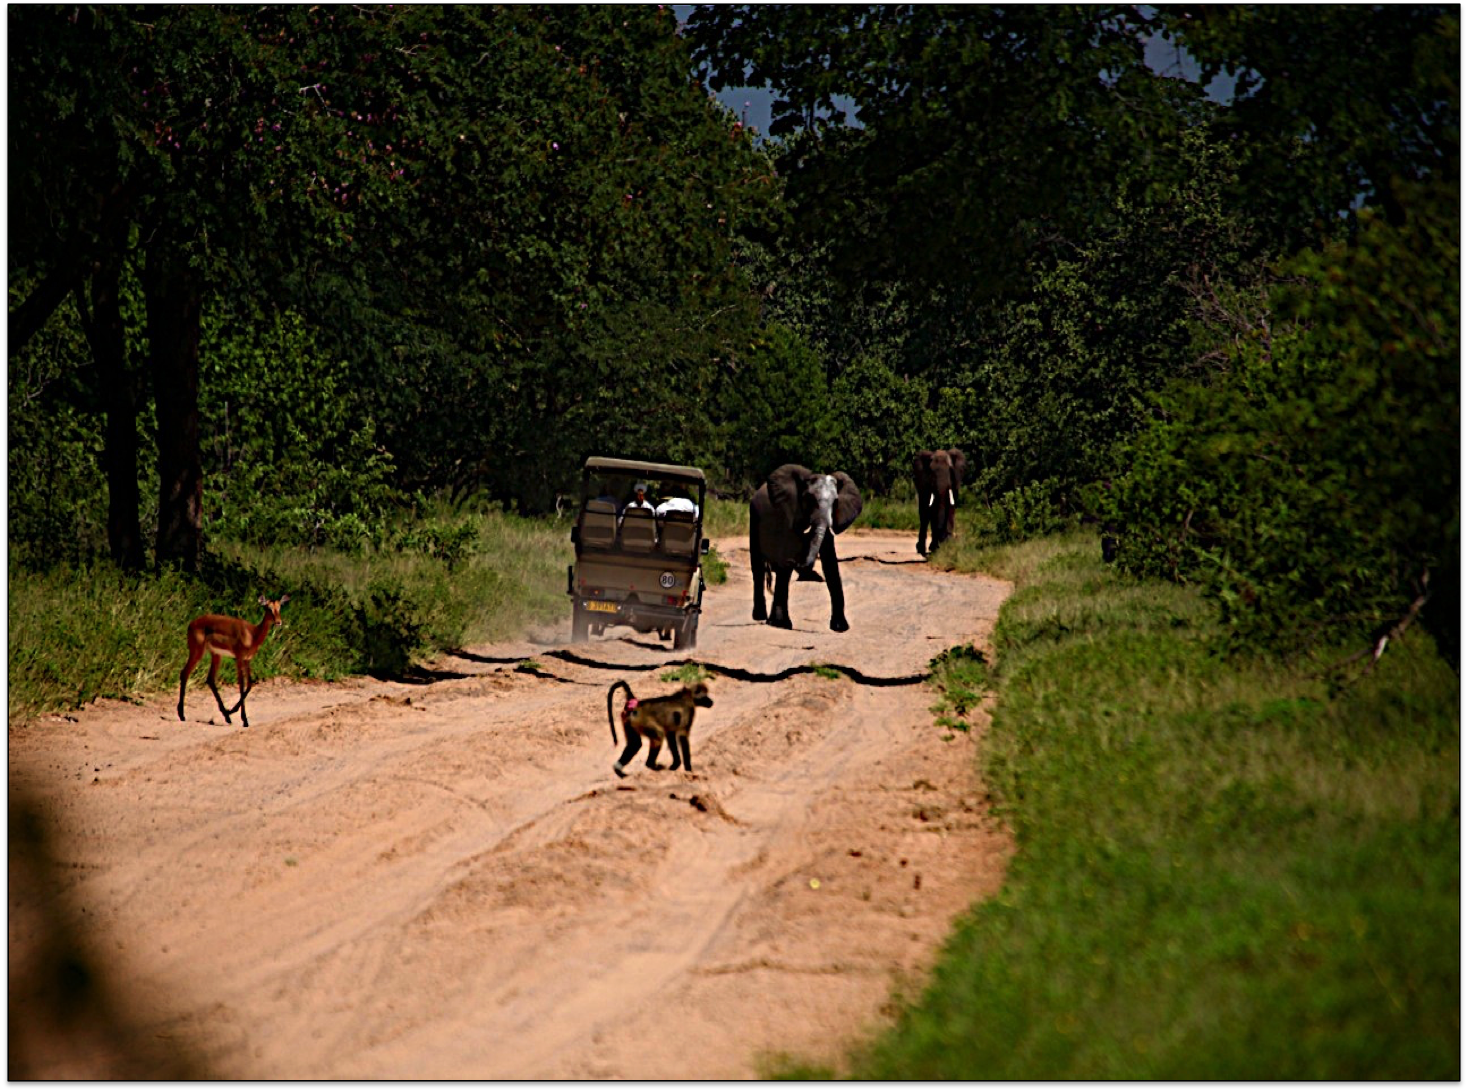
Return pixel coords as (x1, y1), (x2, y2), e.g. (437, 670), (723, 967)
(607, 680), (631, 745)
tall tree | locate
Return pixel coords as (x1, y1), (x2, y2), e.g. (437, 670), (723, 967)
(686, 5), (1178, 302)
(11, 5), (781, 557)
(1159, 5), (1459, 234)
(11, 6), (385, 566)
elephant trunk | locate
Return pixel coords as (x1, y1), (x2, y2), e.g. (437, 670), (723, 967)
(802, 511), (831, 569)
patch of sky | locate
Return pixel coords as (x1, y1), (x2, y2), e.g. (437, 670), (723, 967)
(676, 5), (1237, 145)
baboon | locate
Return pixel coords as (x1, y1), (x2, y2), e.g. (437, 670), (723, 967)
(606, 679), (713, 777)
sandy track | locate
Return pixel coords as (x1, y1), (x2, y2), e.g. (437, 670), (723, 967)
(9, 531), (1012, 1079)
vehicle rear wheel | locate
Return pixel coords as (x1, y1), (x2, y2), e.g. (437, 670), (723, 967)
(571, 603), (590, 643)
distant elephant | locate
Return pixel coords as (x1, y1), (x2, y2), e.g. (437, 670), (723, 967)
(750, 464), (864, 631)
(913, 448), (967, 556)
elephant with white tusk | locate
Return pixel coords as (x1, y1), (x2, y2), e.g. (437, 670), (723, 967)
(750, 464), (864, 632)
(913, 448), (967, 557)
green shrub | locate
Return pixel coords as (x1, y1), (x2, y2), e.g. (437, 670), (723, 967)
(990, 480), (1073, 543)
(1111, 179), (1458, 665)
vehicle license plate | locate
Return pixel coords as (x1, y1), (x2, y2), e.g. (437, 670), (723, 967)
(586, 600), (619, 613)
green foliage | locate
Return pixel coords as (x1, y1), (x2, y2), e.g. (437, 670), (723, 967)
(1112, 180), (1459, 662)
(804, 537), (1459, 1080)
(8, 4), (782, 536)
(321, 5), (782, 511)
(688, 5), (1179, 301)
(827, 352), (935, 490)
(948, 126), (1265, 509)
(1158, 6), (1459, 239)
(390, 519), (481, 572)
(7, 292), (114, 563)
(354, 579), (426, 677)
(927, 644), (991, 736)
(987, 481), (1074, 545)
(715, 321), (838, 487)
(662, 662), (711, 685)
(9, 560), (197, 718)
(200, 305), (401, 550)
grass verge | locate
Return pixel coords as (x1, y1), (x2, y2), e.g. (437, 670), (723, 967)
(782, 532), (1460, 1080)
(8, 506), (574, 720)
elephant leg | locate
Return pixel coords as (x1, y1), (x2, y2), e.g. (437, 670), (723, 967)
(750, 509), (768, 621)
(768, 566), (794, 629)
(820, 533), (849, 632)
(917, 498), (930, 556)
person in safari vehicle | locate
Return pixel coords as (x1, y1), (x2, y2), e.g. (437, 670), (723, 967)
(623, 482), (655, 518)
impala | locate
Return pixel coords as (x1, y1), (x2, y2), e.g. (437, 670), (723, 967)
(177, 595), (289, 728)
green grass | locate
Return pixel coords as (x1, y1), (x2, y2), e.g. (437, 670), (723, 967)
(701, 494), (750, 538)
(9, 561), (215, 718)
(702, 544), (730, 586)
(851, 492), (921, 532)
(661, 662), (712, 685)
(215, 503), (572, 659)
(8, 506), (575, 720)
(780, 534), (1460, 1080)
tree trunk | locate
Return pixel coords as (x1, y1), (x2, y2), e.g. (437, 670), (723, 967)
(79, 233), (146, 571)
(143, 240), (204, 572)
(9, 177), (141, 358)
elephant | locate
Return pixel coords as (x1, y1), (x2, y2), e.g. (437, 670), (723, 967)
(750, 464), (864, 632)
(913, 448), (967, 556)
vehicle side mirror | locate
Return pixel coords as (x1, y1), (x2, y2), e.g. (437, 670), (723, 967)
(701, 538), (710, 555)
(571, 526), (580, 545)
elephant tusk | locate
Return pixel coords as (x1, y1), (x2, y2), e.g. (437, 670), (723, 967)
(928, 493), (935, 510)
(948, 489), (955, 506)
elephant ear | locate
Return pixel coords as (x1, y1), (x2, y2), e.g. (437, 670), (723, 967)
(947, 449), (968, 489)
(831, 472), (864, 534)
(913, 450), (934, 484)
(766, 464), (813, 530)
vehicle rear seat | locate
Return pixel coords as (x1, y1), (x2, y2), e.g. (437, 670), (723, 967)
(619, 507), (657, 552)
(659, 511), (698, 556)
(580, 499), (618, 548)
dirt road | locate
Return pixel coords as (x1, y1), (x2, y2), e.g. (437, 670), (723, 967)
(9, 531), (1012, 1079)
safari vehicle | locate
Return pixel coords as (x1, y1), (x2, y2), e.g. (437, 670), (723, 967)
(567, 457), (710, 649)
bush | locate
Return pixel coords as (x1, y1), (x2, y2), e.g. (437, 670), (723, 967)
(990, 480), (1072, 544)
(1111, 180), (1459, 665)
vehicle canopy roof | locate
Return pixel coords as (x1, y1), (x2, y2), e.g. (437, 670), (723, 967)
(582, 456), (706, 487)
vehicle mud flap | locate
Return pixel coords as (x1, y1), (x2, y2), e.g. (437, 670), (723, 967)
(674, 616), (698, 651)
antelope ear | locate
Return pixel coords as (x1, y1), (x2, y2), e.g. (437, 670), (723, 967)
(258, 595), (269, 606)
(831, 472), (864, 534)
(947, 449), (967, 487)
(766, 464), (812, 528)
(280, 593), (290, 605)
